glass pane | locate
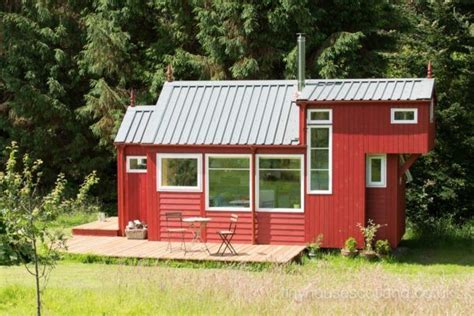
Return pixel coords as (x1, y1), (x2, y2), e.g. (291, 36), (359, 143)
(209, 157), (249, 169)
(208, 170), (250, 208)
(310, 128), (329, 148)
(311, 149), (329, 169)
(371, 158), (382, 182)
(161, 158), (197, 187)
(259, 158), (300, 170)
(129, 158), (147, 170)
(310, 170), (329, 191)
(310, 111), (330, 121)
(259, 170), (301, 209)
(394, 111), (414, 120)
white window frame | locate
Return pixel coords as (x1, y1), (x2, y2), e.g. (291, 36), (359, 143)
(308, 109), (332, 124)
(366, 154), (387, 188)
(205, 154), (252, 212)
(390, 108), (418, 124)
(430, 99), (434, 123)
(307, 125), (333, 195)
(256, 154), (304, 213)
(126, 156), (147, 173)
(157, 153), (202, 192)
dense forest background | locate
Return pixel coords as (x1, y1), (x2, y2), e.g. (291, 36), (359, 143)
(0, 0), (472, 228)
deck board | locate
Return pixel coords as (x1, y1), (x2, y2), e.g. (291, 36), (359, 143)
(65, 236), (305, 264)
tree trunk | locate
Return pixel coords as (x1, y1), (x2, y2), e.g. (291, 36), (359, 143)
(32, 240), (41, 316)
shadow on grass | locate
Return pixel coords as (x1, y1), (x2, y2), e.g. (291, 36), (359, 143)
(394, 235), (473, 267)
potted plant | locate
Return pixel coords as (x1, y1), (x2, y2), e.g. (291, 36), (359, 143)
(307, 234), (323, 258)
(375, 239), (391, 259)
(357, 219), (385, 260)
(341, 237), (358, 257)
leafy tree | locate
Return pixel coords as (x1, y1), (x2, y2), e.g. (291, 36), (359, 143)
(0, 142), (99, 316)
(388, 0), (474, 228)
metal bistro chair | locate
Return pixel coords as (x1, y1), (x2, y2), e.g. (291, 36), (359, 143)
(165, 212), (187, 253)
(216, 214), (238, 256)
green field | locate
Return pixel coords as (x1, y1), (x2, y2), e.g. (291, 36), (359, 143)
(1, 230), (472, 315)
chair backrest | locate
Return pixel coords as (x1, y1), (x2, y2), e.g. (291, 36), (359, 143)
(165, 212), (183, 229)
(228, 214), (238, 233)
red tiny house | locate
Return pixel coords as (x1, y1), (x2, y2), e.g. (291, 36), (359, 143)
(109, 78), (435, 249)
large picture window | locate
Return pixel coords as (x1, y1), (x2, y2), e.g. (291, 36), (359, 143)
(206, 155), (251, 210)
(257, 155), (303, 212)
(157, 154), (202, 191)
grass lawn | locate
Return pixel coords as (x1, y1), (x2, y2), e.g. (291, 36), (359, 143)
(0, 214), (472, 315)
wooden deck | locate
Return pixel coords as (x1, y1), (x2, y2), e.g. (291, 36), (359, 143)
(72, 217), (119, 237)
(66, 236), (306, 264)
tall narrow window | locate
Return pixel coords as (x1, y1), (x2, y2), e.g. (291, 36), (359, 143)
(157, 154), (202, 192)
(308, 109), (332, 194)
(430, 100), (434, 123)
(257, 155), (303, 212)
(366, 154), (387, 188)
(206, 155), (251, 210)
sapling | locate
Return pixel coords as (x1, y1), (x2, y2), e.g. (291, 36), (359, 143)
(0, 142), (98, 316)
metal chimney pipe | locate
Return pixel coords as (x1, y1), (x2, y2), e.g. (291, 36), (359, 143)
(297, 33), (306, 92)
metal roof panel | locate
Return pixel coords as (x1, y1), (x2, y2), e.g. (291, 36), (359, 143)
(115, 78), (435, 145)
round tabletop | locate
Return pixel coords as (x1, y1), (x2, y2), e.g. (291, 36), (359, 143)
(182, 217), (212, 223)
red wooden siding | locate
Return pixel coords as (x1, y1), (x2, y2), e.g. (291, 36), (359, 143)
(304, 102), (430, 248)
(205, 212), (253, 243)
(366, 155), (401, 247)
(256, 213), (305, 244)
(158, 192), (201, 241)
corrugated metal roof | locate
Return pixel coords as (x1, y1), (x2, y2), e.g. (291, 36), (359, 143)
(115, 78), (435, 145)
(115, 106), (155, 144)
(300, 79), (434, 101)
(115, 80), (300, 145)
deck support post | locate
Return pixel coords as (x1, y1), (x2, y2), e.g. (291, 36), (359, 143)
(399, 154), (420, 176)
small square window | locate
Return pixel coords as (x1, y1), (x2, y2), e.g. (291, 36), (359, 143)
(308, 109), (332, 124)
(391, 108), (418, 124)
(366, 154), (386, 188)
(127, 156), (147, 173)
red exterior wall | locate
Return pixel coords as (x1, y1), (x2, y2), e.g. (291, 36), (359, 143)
(115, 100), (432, 248)
(303, 101), (431, 248)
(118, 146), (306, 245)
(366, 154), (403, 247)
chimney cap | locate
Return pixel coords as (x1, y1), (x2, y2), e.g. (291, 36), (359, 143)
(130, 88), (135, 107)
(166, 64), (174, 82)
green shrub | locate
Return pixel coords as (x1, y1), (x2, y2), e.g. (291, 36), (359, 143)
(375, 239), (391, 256)
(357, 219), (385, 252)
(307, 234), (323, 257)
(344, 237), (357, 252)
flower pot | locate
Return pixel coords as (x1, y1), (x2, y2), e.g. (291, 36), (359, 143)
(341, 248), (358, 258)
(360, 250), (378, 260)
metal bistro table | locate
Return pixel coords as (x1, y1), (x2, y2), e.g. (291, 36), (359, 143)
(182, 217), (211, 253)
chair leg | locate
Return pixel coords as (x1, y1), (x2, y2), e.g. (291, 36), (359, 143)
(181, 231), (187, 254)
(221, 234), (237, 255)
(167, 232), (172, 252)
(216, 233), (225, 255)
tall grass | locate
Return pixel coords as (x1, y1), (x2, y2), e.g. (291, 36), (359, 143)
(1, 259), (472, 315)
